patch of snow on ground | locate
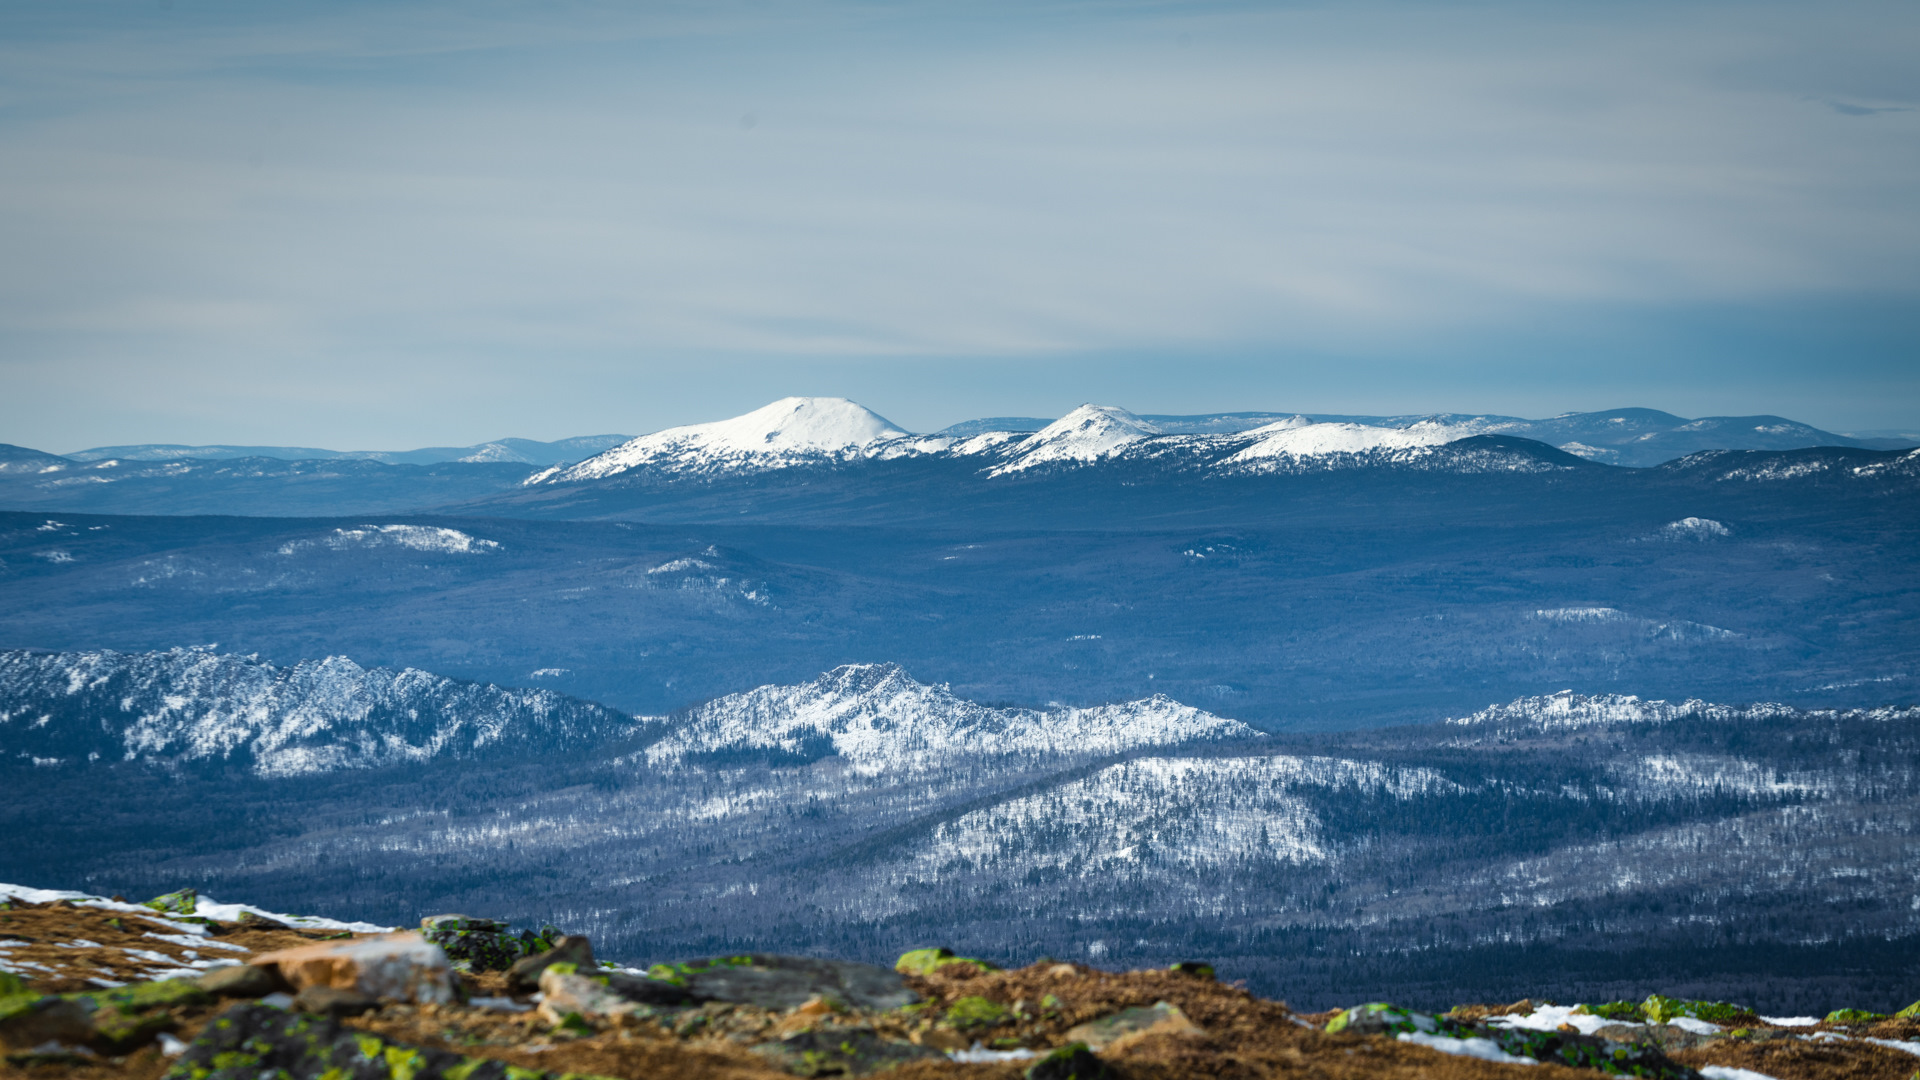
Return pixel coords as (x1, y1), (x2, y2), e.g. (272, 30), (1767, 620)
(1662, 517), (1731, 540)
(1864, 1037), (1920, 1058)
(949, 1045), (1039, 1063)
(1701, 1067), (1781, 1080)
(1760, 1017), (1819, 1027)
(1490, 1005), (1628, 1036)
(0, 882), (392, 933)
(280, 525), (499, 555)
(1397, 1031), (1538, 1065)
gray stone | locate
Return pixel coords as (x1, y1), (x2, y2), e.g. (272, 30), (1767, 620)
(1025, 1043), (1115, 1080)
(294, 986), (379, 1020)
(196, 964), (288, 998)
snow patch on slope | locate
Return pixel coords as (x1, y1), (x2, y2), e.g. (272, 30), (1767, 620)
(646, 662), (1257, 773)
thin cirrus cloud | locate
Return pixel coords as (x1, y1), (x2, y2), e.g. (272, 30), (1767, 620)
(0, 0), (1915, 448)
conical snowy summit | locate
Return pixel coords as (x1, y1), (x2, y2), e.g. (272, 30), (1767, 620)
(534, 397), (912, 482)
(989, 404), (1162, 475)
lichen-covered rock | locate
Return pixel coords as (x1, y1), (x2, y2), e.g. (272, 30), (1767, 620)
(162, 1002), (602, 1080)
(1, 979), (210, 1053)
(1064, 1001), (1201, 1051)
(252, 932), (456, 1004)
(943, 996), (1010, 1031)
(1327, 1003), (1700, 1079)
(1576, 1001), (1649, 1022)
(1025, 1043), (1115, 1080)
(0, 972), (25, 998)
(1641, 995), (1750, 1025)
(143, 888), (198, 916)
(749, 1027), (942, 1077)
(419, 915), (562, 973)
(507, 935), (595, 993)
(648, 954), (916, 1011)
(1326, 1003), (1456, 1037)
(894, 947), (996, 978)
(1167, 962), (1215, 980)
(1823, 1008), (1886, 1025)
(1898, 1000), (1920, 1020)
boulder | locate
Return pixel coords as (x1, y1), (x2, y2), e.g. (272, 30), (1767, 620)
(1167, 962), (1215, 980)
(163, 1002), (574, 1080)
(535, 968), (658, 1027)
(1025, 1043), (1115, 1080)
(0, 996), (95, 1051)
(196, 963), (288, 998)
(749, 1027), (942, 1077)
(1064, 1002), (1201, 1051)
(1898, 1000), (1920, 1020)
(651, 954), (917, 1011)
(506, 935), (595, 993)
(251, 931), (456, 1004)
(230, 910), (292, 932)
(1823, 1009), (1886, 1025)
(420, 915), (562, 973)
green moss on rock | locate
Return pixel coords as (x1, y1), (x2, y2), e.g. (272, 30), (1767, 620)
(893, 947), (996, 977)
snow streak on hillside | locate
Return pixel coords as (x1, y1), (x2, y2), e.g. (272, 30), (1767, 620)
(907, 755), (1464, 879)
(646, 662), (1258, 773)
(1445, 689), (1919, 735)
(0, 647), (645, 776)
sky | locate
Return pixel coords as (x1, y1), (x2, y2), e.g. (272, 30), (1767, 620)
(1, 0), (1916, 451)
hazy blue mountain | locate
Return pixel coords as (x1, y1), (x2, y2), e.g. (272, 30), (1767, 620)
(4, 439), (1914, 727)
(925, 405), (1908, 466)
(65, 434), (631, 466)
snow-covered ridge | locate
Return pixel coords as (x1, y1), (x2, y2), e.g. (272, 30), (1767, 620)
(528, 396), (1584, 484)
(0, 647), (648, 777)
(1445, 689), (1919, 733)
(646, 662), (1259, 773)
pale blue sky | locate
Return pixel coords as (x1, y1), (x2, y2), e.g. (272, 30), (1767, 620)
(2, 0), (1916, 450)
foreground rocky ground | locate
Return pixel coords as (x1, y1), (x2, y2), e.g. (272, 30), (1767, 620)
(3, 885), (1918, 1080)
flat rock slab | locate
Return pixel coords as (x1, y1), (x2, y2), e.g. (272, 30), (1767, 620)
(166, 1003), (563, 1080)
(750, 1027), (943, 1076)
(1065, 1001), (1201, 1051)
(655, 954), (919, 1011)
(251, 932), (455, 1004)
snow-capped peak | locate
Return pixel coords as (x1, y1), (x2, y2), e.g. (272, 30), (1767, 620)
(990, 405), (1161, 475)
(535, 397), (910, 482)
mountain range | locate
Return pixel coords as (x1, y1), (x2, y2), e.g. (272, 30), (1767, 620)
(4, 646), (1916, 1012)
